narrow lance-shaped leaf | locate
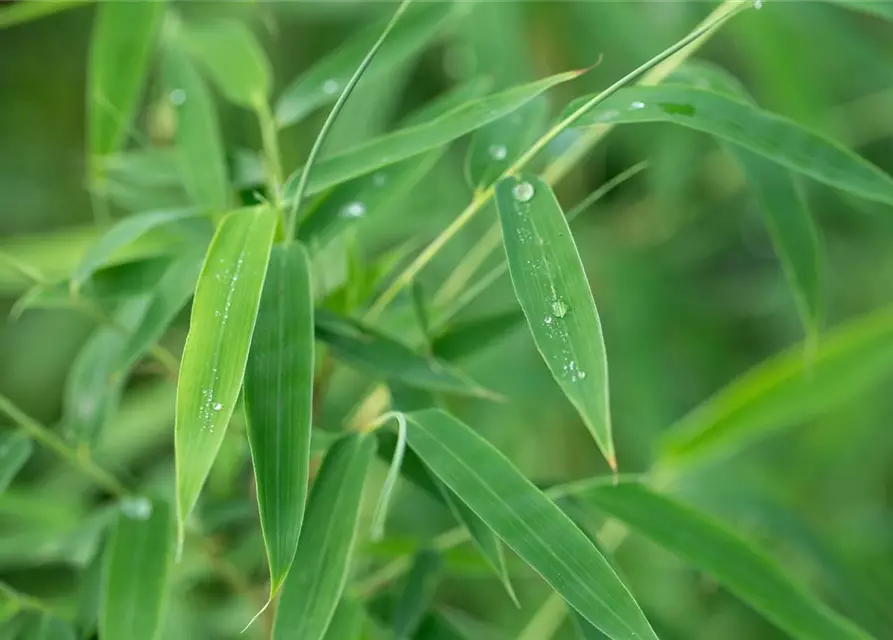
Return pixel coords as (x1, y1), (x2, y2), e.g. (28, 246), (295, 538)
(182, 19), (271, 110)
(163, 44), (230, 211)
(393, 549), (443, 639)
(273, 434), (376, 640)
(88, 0), (165, 165)
(322, 598), (366, 640)
(0, 432), (32, 494)
(404, 409), (657, 640)
(282, 71), (584, 201)
(175, 207), (277, 547)
(565, 85), (893, 206)
(660, 305), (893, 465)
(100, 497), (173, 640)
(577, 482), (871, 640)
(0, 0), (90, 30)
(275, 2), (462, 127)
(496, 174), (615, 469)
(244, 243), (315, 595)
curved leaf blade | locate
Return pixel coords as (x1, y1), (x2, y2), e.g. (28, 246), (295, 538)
(495, 174), (614, 468)
(578, 482), (870, 640)
(272, 434), (376, 640)
(244, 243), (315, 594)
(0, 432), (32, 494)
(566, 85), (893, 206)
(174, 207), (277, 546)
(405, 409), (657, 640)
(0, 0), (90, 30)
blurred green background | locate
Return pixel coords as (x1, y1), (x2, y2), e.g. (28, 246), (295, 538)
(1, 1), (893, 638)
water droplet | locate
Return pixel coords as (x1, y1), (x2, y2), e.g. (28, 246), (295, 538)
(551, 299), (568, 318)
(544, 316), (553, 325)
(629, 101), (645, 110)
(322, 79), (340, 95)
(121, 497), (153, 520)
(488, 144), (508, 161)
(169, 89), (186, 105)
(512, 181), (535, 203)
(212, 402), (223, 411)
(753, 0), (762, 8)
(372, 172), (387, 187)
(340, 201), (366, 218)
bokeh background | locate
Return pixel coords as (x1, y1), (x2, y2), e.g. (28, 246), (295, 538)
(1, 2), (893, 638)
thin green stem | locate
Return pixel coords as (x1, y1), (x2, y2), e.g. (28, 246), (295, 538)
(255, 100), (286, 231)
(284, 0), (413, 241)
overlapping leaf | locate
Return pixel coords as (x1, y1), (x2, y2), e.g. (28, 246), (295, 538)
(0, 433), (32, 494)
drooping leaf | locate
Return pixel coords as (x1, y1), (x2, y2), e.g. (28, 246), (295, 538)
(174, 207), (277, 546)
(565, 85), (893, 206)
(100, 497), (173, 640)
(314, 310), (496, 399)
(244, 243), (315, 594)
(393, 548), (443, 639)
(404, 409), (657, 640)
(495, 174), (615, 469)
(163, 44), (230, 211)
(272, 434), (376, 640)
(275, 2), (462, 128)
(181, 19), (271, 110)
(282, 71), (583, 201)
(0, 433), (32, 494)
(88, 0), (165, 163)
(577, 481), (871, 640)
(0, 0), (90, 29)
(660, 305), (893, 465)
(432, 310), (525, 362)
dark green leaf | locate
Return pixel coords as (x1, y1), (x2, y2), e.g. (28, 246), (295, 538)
(432, 310), (525, 362)
(19, 614), (76, 640)
(393, 548), (443, 639)
(0, 0), (90, 29)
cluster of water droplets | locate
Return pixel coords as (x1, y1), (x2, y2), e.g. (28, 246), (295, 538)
(121, 496), (153, 520)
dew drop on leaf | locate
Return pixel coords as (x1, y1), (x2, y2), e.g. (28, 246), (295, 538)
(489, 144), (508, 161)
(340, 201), (366, 218)
(544, 315), (553, 325)
(322, 79), (340, 95)
(630, 101), (645, 110)
(512, 181), (535, 203)
(754, 0), (763, 8)
(169, 89), (186, 105)
(212, 402), (223, 411)
(372, 172), (387, 187)
(121, 497), (153, 520)
(551, 298), (568, 318)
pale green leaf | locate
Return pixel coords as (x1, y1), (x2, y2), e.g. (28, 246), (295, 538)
(566, 85), (893, 206)
(577, 481), (870, 640)
(282, 71), (583, 201)
(244, 243), (315, 594)
(182, 19), (271, 109)
(404, 409), (657, 640)
(100, 497), (173, 640)
(273, 434), (376, 640)
(0, 433), (32, 494)
(174, 207), (277, 546)
(0, 0), (91, 29)
(495, 174), (615, 469)
(660, 305), (893, 465)
(88, 0), (165, 162)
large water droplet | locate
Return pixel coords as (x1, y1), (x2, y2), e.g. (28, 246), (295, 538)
(212, 402), (223, 411)
(577, 371), (587, 380)
(512, 181), (535, 203)
(551, 299), (568, 318)
(322, 79), (340, 95)
(488, 144), (507, 161)
(753, 0), (763, 8)
(629, 101), (645, 110)
(169, 89), (186, 106)
(544, 316), (553, 325)
(121, 497), (153, 520)
(341, 201), (366, 218)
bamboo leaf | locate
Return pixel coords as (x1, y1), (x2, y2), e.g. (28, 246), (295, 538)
(272, 434), (376, 640)
(432, 310), (525, 362)
(314, 310), (497, 399)
(244, 243), (315, 594)
(163, 44), (230, 211)
(275, 2), (461, 128)
(565, 85), (893, 206)
(825, 0), (893, 20)
(19, 614), (76, 640)
(0, 433), (32, 494)
(577, 481), (871, 640)
(322, 598), (366, 640)
(495, 174), (615, 469)
(100, 497), (173, 640)
(282, 71), (584, 201)
(393, 548), (443, 639)
(404, 409), (657, 640)
(174, 207), (277, 547)
(0, 0), (91, 29)
(182, 19), (271, 110)
(88, 0), (165, 163)
(660, 305), (893, 465)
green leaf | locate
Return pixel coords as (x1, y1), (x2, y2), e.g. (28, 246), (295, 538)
(322, 598), (366, 640)
(100, 497), (173, 640)
(432, 310), (525, 362)
(393, 548), (443, 639)
(181, 19), (271, 110)
(0, 433), (32, 494)
(0, 0), (90, 29)
(565, 85), (893, 206)
(19, 614), (76, 640)
(244, 243), (315, 594)
(495, 174), (615, 469)
(660, 305), (893, 465)
(314, 310), (496, 399)
(174, 207), (277, 547)
(88, 0), (165, 163)
(577, 481), (870, 640)
(282, 71), (583, 201)
(163, 45), (230, 211)
(825, 0), (893, 21)
(273, 434), (376, 640)
(275, 2), (461, 128)
(404, 409), (657, 640)
(71, 208), (202, 290)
